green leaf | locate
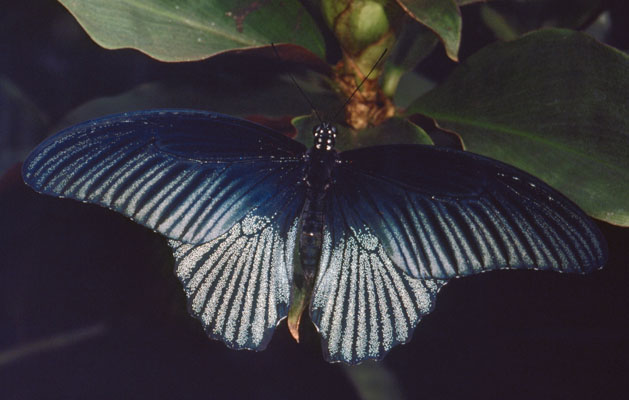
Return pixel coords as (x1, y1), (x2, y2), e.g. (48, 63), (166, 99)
(480, 0), (605, 40)
(0, 76), (49, 173)
(387, 19), (439, 72)
(479, 4), (519, 41)
(392, 70), (436, 109)
(293, 115), (433, 150)
(58, 0), (325, 61)
(407, 29), (629, 226)
(395, 0), (462, 61)
(56, 59), (337, 130)
(456, 0), (489, 5)
(383, 19), (438, 97)
(360, 116), (434, 146)
(343, 362), (405, 400)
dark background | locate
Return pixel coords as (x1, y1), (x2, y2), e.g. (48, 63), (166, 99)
(1, 1), (628, 399)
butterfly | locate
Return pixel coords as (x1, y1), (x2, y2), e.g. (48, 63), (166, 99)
(22, 109), (607, 364)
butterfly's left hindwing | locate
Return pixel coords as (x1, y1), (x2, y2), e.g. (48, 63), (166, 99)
(169, 183), (304, 351)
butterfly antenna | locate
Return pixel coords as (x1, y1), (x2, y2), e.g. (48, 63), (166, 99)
(271, 43), (323, 124)
(332, 48), (388, 122)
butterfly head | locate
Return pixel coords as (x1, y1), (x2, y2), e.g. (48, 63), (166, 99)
(313, 122), (337, 152)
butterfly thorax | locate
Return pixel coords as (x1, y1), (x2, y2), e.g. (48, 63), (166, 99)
(312, 122), (337, 151)
(297, 123), (338, 292)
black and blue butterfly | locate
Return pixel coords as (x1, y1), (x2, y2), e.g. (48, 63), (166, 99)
(22, 109), (607, 364)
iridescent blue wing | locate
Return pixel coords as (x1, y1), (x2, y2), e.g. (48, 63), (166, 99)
(311, 144), (607, 364)
(22, 110), (306, 244)
(333, 145), (607, 278)
(22, 109), (307, 351)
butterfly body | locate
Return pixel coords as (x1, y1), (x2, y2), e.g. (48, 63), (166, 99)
(299, 124), (339, 291)
(22, 109), (607, 364)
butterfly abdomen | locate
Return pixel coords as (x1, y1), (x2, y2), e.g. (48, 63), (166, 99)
(298, 149), (337, 289)
(299, 197), (325, 283)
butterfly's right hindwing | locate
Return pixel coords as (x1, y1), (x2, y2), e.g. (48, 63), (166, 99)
(310, 185), (446, 364)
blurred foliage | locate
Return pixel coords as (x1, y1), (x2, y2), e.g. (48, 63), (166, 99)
(3, 0), (628, 225)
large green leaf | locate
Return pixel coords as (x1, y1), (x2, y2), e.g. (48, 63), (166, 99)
(408, 29), (629, 226)
(58, 0), (325, 61)
(395, 0), (461, 61)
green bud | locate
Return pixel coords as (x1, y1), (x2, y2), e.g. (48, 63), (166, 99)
(322, 0), (394, 66)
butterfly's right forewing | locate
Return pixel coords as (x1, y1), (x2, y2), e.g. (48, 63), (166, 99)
(310, 144), (607, 364)
(332, 145), (607, 279)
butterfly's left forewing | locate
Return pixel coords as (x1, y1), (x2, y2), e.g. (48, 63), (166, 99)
(23, 109), (308, 351)
(22, 110), (307, 244)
